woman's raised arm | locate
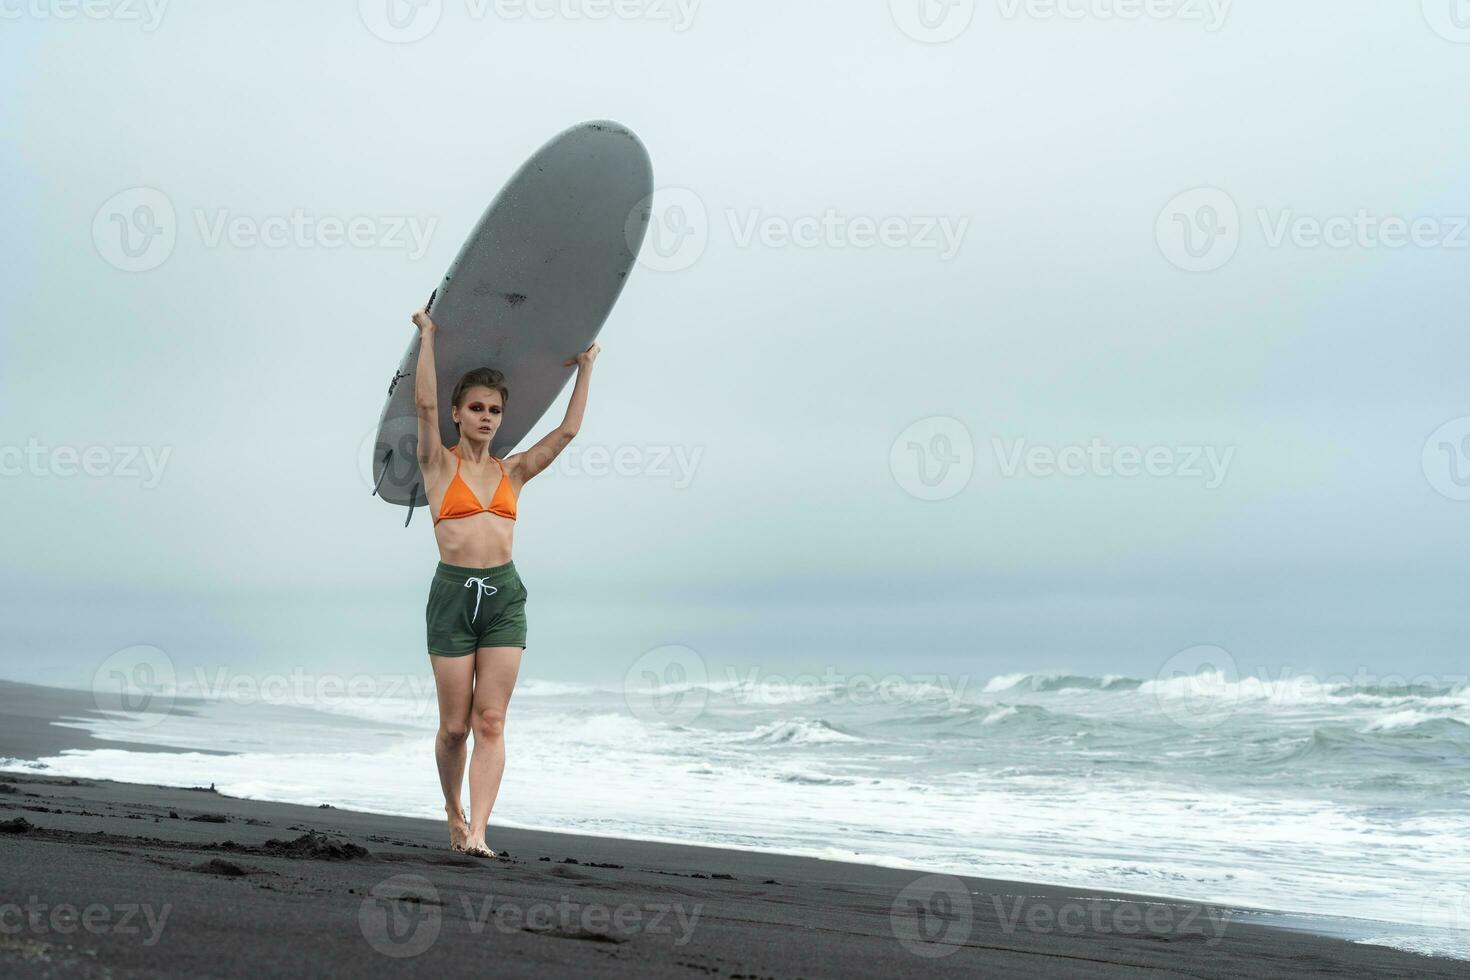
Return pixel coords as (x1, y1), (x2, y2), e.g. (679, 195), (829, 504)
(509, 340), (600, 484)
(412, 307), (445, 472)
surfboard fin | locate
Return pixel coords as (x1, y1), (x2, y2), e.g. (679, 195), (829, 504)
(404, 483), (420, 527)
(371, 450), (391, 497)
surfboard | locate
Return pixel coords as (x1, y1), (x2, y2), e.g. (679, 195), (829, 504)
(370, 120), (654, 521)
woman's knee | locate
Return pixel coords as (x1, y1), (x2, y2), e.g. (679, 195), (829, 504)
(438, 718), (471, 744)
(472, 706), (507, 740)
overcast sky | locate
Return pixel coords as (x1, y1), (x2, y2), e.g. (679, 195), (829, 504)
(3, 1), (1468, 690)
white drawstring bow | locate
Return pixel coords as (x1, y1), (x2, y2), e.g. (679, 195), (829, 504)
(464, 577), (499, 622)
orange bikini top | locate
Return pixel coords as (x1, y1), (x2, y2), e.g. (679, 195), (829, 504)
(434, 446), (517, 525)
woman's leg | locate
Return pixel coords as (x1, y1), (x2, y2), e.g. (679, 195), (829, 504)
(429, 652), (476, 850)
(464, 646), (524, 854)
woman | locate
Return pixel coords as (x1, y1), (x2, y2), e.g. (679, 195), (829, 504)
(411, 304), (598, 858)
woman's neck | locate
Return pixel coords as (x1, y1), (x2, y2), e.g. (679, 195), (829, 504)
(456, 438), (491, 463)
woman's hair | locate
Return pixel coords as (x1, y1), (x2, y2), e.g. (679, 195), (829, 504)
(451, 367), (510, 418)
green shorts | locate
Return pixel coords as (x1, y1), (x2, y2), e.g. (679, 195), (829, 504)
(426, 560), (528, 656)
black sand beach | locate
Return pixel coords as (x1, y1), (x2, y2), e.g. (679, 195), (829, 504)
(0, 680), (1458, 978)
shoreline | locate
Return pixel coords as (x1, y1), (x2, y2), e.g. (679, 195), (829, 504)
(2, 678), (1463, 975)
(3, 771), (1461, 978)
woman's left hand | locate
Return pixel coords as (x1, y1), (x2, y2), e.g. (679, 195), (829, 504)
(564, 341), (600, 370)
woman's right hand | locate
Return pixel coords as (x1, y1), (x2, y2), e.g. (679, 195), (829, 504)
(412, 306), (436, 335)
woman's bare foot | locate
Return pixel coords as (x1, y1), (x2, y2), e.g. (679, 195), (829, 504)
(446, 805), (470, 852)
(461, 837), (496, 858)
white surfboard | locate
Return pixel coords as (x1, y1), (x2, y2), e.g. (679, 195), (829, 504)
(371, 120), (654, 521)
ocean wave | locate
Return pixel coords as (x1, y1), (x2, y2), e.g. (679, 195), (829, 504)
(774, 772), (858, 786)
(984, 673), (1141, 694)
(1259, 723), (1470, 778)
(973, 704), (1061, 727)
(516, 679), (614, 697)
(520, 712), (654, 744)
(981, 671), (1470, 715)
(702, 677), (972, 708)
(882, 702), (1061, 731)
(1139, 672), (1470, 712)
(1362, 710), (1469, 734)
(738, 719), (863, 745)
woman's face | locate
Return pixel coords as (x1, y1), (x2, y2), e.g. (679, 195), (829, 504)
(454, 386), (504, 441)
